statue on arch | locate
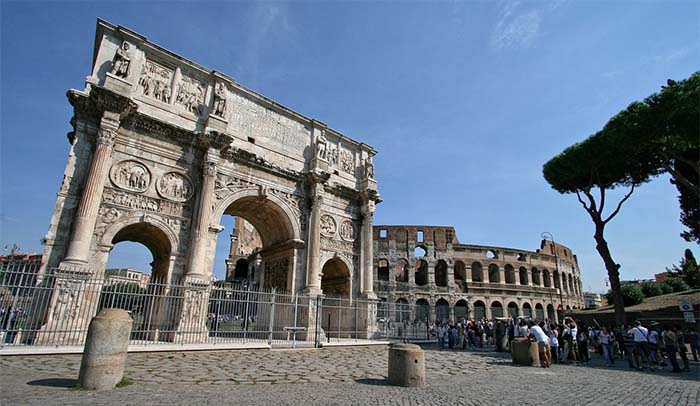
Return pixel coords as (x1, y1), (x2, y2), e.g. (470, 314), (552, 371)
(111, 41), (132, 79)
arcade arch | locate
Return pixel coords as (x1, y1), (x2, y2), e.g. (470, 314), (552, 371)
(415, 260), (429, 286)
(471, 262), (484, 282)
(435, 260), (448, 287)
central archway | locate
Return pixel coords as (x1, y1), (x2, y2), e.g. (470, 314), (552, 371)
(212, 193), (300, 292)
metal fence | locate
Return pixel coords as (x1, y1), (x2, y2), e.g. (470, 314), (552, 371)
(0, 263), (391, 349)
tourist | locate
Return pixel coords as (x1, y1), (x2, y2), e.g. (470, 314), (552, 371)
(598, 326), (615, 367)
(448, 322), (457, 349)
(528, 320), (551, 367)
(561, 317), (578, 364)
(677, 328), (691, 371)
(622, 325), (637, 368)
(686, 327), (700, 362)
(647, 322), (662, 368)
(630, 321), (656, 371)
(438, 323), (447, 349)
(662, 325), (683, 373)
(577, 324), (591, 364)
(549, 324), (560, 363)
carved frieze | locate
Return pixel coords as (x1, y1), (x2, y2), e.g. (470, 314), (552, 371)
(213, 173), (258, 202)
(157, 172), (194, 202)
(339, 220), (356, 241)
(263, 257), (289, 291)
(175, 74), (205, 116)
(103, 188), (189, 217)
(320, 236), (354, 254)
(110, 160), (151, 193)
(138, 59), (173, 103)
(340, 150), (355, 175)
(320, 214), (337, 237)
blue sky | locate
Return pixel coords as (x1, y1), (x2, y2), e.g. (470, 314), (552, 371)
(1, 1), (697, 293)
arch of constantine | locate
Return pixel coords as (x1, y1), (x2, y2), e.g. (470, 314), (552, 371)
(372, 226), (585, 324)
(31, 20), (380, 344)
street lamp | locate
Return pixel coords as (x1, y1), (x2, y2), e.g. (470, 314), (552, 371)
(541, 232), (564, 322)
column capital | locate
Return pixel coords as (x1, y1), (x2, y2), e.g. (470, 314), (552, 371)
(95, 111), (121, 147)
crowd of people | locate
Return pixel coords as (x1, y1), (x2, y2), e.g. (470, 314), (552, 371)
(429, 315), (699, 373)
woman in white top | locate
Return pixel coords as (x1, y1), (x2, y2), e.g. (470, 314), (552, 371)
(599, 326), (615, 366)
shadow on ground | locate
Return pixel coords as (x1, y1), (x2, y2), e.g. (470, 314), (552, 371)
(355, 377), (389, 385)
(27, 378), (78, 388)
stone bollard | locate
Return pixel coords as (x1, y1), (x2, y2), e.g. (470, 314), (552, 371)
(388, 343), (426, 387)
(510, 338), (541, 366)
(78, 308), (133, 390)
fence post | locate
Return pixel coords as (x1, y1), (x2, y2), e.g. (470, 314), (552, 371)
(242, 284), (250, 342)
(314, 295), (321, 348)
(268, 288), (276, 345)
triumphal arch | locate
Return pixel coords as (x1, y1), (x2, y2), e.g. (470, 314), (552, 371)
(33, 20), (380, 343)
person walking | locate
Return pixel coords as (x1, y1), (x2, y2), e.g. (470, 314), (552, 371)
(631, 321), (656, 371)
(662, 325), (682, 373)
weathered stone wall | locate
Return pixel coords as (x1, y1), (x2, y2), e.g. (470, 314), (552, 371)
(373, 225), (585, 323)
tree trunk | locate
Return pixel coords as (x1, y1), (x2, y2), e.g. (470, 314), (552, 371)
(593, 223), (626, 326)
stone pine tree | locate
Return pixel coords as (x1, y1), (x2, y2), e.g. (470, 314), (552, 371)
(627, 72), (700, 243)
(543, 128), (658, 326)
(543, 72), (699, 326)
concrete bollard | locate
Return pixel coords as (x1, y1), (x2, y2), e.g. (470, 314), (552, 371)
(388, 343), (426, 387)
(78, 308), (133, 390)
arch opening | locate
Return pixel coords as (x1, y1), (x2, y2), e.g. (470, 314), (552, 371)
(473, 300), (486, 320)
(455, 299), (468, 321)
(377, 259), (390, 282)
(454, 261), (467, 293)
(490, 301), (504, 318)
(504, 264), (516, 284)
(435, 260), (448, 287)
(488, 264), (500, 283)
(321, 257), (351, 297)
(415, 260), (429, 286)
(471, 262), (483, 283)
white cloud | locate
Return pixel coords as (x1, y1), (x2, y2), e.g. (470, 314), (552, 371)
(490, 1), (565, 51)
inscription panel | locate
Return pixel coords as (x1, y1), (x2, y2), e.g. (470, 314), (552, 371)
(227, 91), (308, 157)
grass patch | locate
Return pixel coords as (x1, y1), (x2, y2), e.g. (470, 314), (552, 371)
(70, 384), (90, 391)
(116, 377), (133, 388)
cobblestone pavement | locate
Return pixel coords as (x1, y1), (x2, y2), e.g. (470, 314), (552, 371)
(1, 346), (698, 405)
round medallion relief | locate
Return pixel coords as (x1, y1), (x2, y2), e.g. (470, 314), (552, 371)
(110, 160), (151, 193)
(157, 172), (194, 202)
(339, 220), (355, 241)
(320, 214), (337, 237)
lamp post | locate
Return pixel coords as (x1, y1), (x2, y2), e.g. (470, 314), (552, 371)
(541, 232), (564, 323)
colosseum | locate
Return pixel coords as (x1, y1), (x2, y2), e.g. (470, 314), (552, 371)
(372, 225), (585, 325)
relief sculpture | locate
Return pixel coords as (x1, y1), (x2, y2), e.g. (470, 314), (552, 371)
(340, 150), (355, 175)
(339, 220), (355, 241)
(263, 257), (289, 291)
(52, 280), (80, 321)
(157, 172), (194, 202)
(176, 75), (205, 116)
(110, 160), (151, 193)
(320, 214), (337, 237)
(138, 60), (173, 103)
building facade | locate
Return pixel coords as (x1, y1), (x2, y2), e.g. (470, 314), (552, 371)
(373, 226), (585, 323)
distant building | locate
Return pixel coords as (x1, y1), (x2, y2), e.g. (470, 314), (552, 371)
(104, 268), (150, 289)
(620, 278), (655, 286)
(583, 292), (604, 309)
(225, 217), (262, 284)
(0, 253), (42, 288)
(655, 272), (672, 283)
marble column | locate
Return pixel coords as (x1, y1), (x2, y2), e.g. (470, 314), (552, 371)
(186, 153), (218, 280)
(305, 183), (323, 293)
(63, 111), (120, 265)
(361, 199), (376, 298)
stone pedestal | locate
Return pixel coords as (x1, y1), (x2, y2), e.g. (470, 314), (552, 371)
(388, 344), (426, 387)
(78, 308), (133, 390)
(32, 265), (103, 346)
(103, 72), (133, 95)
(175, 278), (210, 344)
(205, 114), (228, 134)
